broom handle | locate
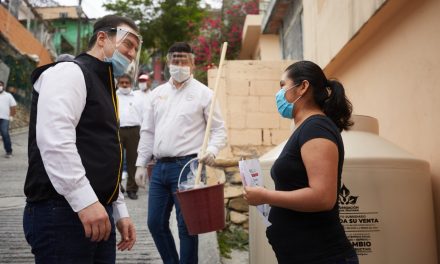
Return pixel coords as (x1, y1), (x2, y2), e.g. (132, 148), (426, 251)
(195, 42), (228, 186)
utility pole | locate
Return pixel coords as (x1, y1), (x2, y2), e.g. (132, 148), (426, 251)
(76, 0), (83, 55)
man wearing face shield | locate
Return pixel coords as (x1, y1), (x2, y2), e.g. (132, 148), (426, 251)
(135, 42), (227, 263)
(24, 15), (141, 263)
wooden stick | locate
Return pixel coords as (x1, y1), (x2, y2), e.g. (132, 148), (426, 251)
(195, 42), (228, 186)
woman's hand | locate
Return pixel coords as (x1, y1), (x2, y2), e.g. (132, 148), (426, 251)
(243, 186), (268, 206)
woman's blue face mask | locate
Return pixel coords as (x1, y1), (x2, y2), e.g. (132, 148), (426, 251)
(275, 84), (302, 119)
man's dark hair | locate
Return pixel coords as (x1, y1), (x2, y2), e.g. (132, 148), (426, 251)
(117, 74), (132, 84)
(0, 81), (4, 86)
(168, 42), (193, 54)
(88, 15), (139, 49)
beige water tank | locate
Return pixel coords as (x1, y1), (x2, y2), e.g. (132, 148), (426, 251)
(250, 115), (438, 264)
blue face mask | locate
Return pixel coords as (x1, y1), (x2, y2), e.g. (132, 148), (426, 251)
(275, 86), (302, 119)
(104, 49), (131, 77)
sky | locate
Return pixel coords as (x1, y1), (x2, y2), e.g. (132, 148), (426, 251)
(55, 0), (222, 19)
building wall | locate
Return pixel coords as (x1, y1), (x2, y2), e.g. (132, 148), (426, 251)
(240, 15), (282, 61)
(36, 6), (79, 20)
(279, 0), (303, 60)
(302, 0), (440, 259)
(52, 19), (93, 55)
(0, 5), (53, 66)
(244, 0), (440, 262)
(207, 60), (294, 159)
(258, 34), (281, 61)
(303, 0), (387, 67)
(240, 15), (263, 60)
(16, 3), (57, 59)
(1, 35), (38, 109)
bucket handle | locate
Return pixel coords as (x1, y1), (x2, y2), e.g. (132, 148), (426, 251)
(178, 157), (199, 190)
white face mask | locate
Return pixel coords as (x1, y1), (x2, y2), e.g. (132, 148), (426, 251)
(169, 65), (191, 83)
(118, 87), (131, 94)
(138, 82), (148, 91)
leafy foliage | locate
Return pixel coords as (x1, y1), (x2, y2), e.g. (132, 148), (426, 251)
(221, 0), (259, 59)
(103, 0), (206, 56)
(217, 226), (249, 259)
(103, 0), (258, 84)
(190, 16), (222, 83)
(0, 36), (37, 108)
(191, 0), (259, 83)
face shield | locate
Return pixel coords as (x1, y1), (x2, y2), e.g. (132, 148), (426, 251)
(166, 52), (195, 83)
(166, 52), (195, 67)
(104, 27), (142, 81)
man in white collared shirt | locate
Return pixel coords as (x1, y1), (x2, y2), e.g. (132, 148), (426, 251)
(135, 42), (227, 263)
(135, 73), (152, 97)
(133, 73), (152, 118)
(0, 80), (16, 158)
(116, 74), (143, 200)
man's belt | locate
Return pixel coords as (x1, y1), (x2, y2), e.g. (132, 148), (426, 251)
(157, 154), (197, 163)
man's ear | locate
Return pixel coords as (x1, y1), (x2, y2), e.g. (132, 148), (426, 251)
(96, 32), (107, 47)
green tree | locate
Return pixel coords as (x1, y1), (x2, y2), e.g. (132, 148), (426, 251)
(103, 0), (206, 55)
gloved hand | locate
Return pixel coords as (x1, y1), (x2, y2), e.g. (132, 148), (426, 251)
(135, 166), (148, 188)
(198, 151), (216, 166)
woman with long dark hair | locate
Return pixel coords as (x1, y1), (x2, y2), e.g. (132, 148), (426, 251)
(244, 61), (358, 263)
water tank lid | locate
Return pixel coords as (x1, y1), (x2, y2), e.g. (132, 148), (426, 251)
(350, 115), (379, 134)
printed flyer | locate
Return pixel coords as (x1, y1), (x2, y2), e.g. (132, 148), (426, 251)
(239, 159), (271, 226)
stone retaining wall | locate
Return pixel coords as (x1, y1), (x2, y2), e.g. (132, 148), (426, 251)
(208, 159), (249, 230)
(10, 104), (29, 131)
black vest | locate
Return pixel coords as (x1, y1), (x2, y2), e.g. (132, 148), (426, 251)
(24, 53), (122, 205)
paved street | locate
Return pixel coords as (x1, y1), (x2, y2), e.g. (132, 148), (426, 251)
(0, 131), (32, 264)
(0, 130), (220, 263)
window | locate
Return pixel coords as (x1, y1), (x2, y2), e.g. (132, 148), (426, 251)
(280, 0), (303, 60)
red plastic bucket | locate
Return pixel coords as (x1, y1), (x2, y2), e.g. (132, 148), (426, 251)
(176, 183), (225, 235)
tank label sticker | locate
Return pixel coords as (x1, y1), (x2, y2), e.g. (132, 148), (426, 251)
(339, 184), (381, 256)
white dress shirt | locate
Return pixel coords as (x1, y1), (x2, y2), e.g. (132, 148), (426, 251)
(133, 89), (151, 121)
(0, 91), (17, 120)
(136, 77), (227, 167)
(33, 62), (128, 222)
(133, 89), (151, 101)
(116, 89), (143, 127)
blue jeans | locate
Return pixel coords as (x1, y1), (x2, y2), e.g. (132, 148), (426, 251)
(23, 199), (116, 264)
(147, 157), (198, 264)
(0, 119), (12, 154)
